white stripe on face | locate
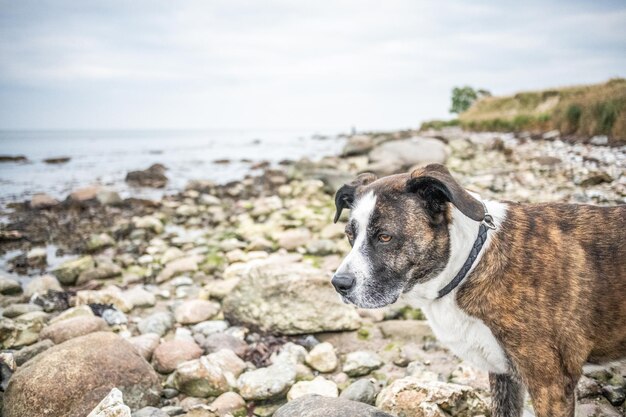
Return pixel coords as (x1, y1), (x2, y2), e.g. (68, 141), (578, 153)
(335, 191), (376, 285)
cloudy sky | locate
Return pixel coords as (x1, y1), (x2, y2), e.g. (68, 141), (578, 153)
(0, 0), (624, 131)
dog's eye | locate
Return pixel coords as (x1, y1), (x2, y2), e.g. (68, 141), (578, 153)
(378, 234), (392, 243)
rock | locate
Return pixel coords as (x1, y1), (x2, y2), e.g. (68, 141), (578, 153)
(580, 171), (613, 187)
(0, 155), (27, 162)
(101, 308), (128, 326)
(43, 156), (71, 164)
(237, 361), (297, 400)
(0, 276), (22, 295)
(3, 303), (42, 318)
(378, 320), (434, 343)
(132, 406), (169, 417)
(274, 395), (394, 417)
(75, 287), (133, 313)
(172, 350), (245, 398)
(39, 315), (109, 344)
(576, 375), (602, 399)
(287, 376), (338, 401)
(342, 135), (375, 157)
(133, 216), (164, 234)
(276, 228), (312, 250)
(590, 135), (609, 146)
(123, 286), (156, 308)
(161, 247), (184, 264)
(128, 333), (160, 361)
(96, 189), (123, 206)
(376, 378), (489, 417)
(26, 247), (47, 265)
(210, 392), (246, 417)
(192, 320), (230, 336)
(0, 314), (46, 348)
(51, 256), (95, 285)
(69, 186), (101, 203)
(577, 398), (623, 417)
(542, 129), (560, 140)
(157, 256), (199, 283)
(342, 351), (382, 377)
(175, 300), (220, 325)
(77, 263), (123, 284)
(305, 342), (338, 373)
(602, 385), (625, 406)
(3, 332), (161, 417)
(13, 339), (54, 365)
(30, 193), (60, 209)
(49, 305), (94, 324)
(153, 339), (203, 374)
(305, 239), (337, 256)
(126, 164), (168, 188)
(339, 378), (379, 405)
(86, 233), (116, 252)
(272, 342), (307, 365)
(204, 278), (240, 300)
(222, 257), (360, 335)
(195, 332), (247, 357)
(366, 137), (448, 176)
(137, 312), (174, 337)
(86, 387), (131, 417)
(24, 274), (62, 297)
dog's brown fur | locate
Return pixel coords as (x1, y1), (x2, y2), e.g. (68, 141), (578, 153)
(458, 202), (626, 416)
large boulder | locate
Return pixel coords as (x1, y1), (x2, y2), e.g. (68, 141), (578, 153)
(222, 256), (361, 335)
(3, 332), (161, 417)
(375, 378), (489, 417)
(274, 395), (394, 417)
(366, 137), (448, 176)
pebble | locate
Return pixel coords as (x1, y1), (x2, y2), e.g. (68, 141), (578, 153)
(24, 275), (62, 297)
(123, 286), (156, 308)
(39, 316), (109, 344)
(195, 332), (247, 357)
(174, 300), (220, 325)
(0, 276), (22, 296)
(2, 303), (43, 318)
(210, 392), (246, 417)
(237, 361), (297, 400)
(305, 342), (338, 372)
(137, 312), (174, 337)
(152, 339), (203, 374)
(287, 376), (338, 401)
(132, 406), (169, 417)
(13, 339), (54, 365)
(342, 351), (383, 377)
(128, 333), (161, 361)
(191, 320), (230, 336)
(339, 378), (379, 405)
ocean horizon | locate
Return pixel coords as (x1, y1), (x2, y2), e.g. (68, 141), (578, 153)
(0, 128), (345, 205)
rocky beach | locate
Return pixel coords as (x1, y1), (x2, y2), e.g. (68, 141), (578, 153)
(1, 127), (625, 417)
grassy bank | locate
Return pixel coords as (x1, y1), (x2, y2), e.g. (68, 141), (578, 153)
(424, 79), (626, 145)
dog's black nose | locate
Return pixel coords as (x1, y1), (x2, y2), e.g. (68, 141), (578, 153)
(332, 274), (355, 295)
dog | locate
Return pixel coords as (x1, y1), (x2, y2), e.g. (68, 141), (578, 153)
(331, 163), (625, 417)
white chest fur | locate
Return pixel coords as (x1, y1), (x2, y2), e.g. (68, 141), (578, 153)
(402, 198), (510, 374)
(419, 295), (509, 374)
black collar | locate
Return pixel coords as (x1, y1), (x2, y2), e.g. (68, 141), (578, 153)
(436, 215), (495, 299)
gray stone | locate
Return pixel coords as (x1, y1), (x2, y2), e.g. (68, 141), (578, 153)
(237, 361), (297, 400)
(175, 300), (220, 325)
(31, 193), (60, 209)
(366, 137), (448, 176)
(132, 407), (169, 417)
(2, 303), (42, 318)
(51, 256), (95, 285)
(3, 332), (161, 417)
(172, 350), (245, 398)
(195, 332), (247, 357)
(222, 257), (360, 335)
(339, 378), (379, 405)
(287, 376), (338, 401)
(137, 312), (174, 337)
(305, 342), (338, 373)
(97, 190), (123, 206)
(342, 351), (382, 377)
(274, 395), (394, 417)
(602, 385), (625, 406)
(86, 387), (131, 417)
(0, 276), (22, 296)
(128, 333), (161, 361)
(24, 275), (62, 298)
(576, 398), (623, 417)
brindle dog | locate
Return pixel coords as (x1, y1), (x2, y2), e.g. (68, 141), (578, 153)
(331, 163), (626, 417)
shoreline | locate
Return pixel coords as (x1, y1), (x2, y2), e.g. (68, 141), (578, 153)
(0, 127), (625, 416)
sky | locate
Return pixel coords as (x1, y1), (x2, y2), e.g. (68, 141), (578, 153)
(0, 0), (625, 131)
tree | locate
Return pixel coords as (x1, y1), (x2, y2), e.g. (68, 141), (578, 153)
(450, 86), (491, 114)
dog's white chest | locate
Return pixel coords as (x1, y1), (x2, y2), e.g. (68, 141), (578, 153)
(419, 296), (509, 374)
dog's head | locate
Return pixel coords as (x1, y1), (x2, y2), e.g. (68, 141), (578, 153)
(331, 163), (485, 308)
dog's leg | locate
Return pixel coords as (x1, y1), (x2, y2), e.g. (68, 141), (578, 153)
(489, 373), (524, 417)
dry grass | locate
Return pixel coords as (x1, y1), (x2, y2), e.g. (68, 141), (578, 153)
(457, 78), (626, 145)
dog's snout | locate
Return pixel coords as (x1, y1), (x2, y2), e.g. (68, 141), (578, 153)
(331, 274), (355, 295)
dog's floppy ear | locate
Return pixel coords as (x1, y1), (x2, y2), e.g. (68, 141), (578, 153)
(406, 164), (484, 221)
(334, 173), (378, 223)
